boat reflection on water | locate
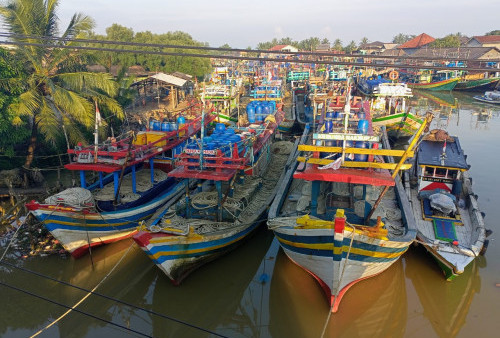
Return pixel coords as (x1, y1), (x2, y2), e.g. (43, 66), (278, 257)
(150, 226), (275, 338)
(405, 246), (483, 338)
(269, 248), (407, 338)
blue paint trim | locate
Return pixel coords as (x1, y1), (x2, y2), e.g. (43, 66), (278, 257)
(80, 170), (86, 188)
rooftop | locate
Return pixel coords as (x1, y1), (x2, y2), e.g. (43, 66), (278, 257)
(398, 33), (435, 49)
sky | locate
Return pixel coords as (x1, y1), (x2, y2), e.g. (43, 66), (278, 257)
(28, 0), (500, 47)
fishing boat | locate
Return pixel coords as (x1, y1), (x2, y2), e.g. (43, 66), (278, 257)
(369, 81), (424, 138)
(356, 77), (391, 96)
(402, 70), (460, 91)
(454, 77), (500, 92)
(133, 109), (293, 284)
(404, 130), (488, 280)
(473, 90), (500, 104)
(26, 114), (215, 258)
(267, 86), (432, 312)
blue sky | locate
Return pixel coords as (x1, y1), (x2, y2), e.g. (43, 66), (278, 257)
(54, 0), (499, 47)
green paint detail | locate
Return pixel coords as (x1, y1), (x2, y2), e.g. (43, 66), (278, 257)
(434, 256), (458, 281)
(408, 79), (459, 91)
(455, 77), (500, 90)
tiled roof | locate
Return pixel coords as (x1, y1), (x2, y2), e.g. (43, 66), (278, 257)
(472, 35), (500, 43)
(398, 33), (435, 49)
(269, 45), (289, 51)
(410, 47), (500, 60)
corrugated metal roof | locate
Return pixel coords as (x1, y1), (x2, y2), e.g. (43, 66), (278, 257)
(150, 73), (187, 87)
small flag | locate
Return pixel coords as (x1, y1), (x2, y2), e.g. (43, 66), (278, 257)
(95, 101), (102, 126)
(442, 139), (447, 154)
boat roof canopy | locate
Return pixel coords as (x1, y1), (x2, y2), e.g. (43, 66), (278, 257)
(417, 137), (469, 170)
(294, 165), (395, 186)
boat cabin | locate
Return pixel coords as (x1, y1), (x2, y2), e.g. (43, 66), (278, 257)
(416, 137), (470, 194)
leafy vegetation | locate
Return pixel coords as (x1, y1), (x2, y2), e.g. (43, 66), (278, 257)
(0, 0), (123, 168)
(89, 24), (212, 79)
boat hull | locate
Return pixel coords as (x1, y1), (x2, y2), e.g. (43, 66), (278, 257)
(454, 78), (500, 92)
(133, 221), (261, 284)
(272, 225), (412, 312)
(408, 78), (459, 91)
(27, 179), (185, 258)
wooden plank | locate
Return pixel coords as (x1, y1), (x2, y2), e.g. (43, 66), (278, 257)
(298, 145), (414, 157)
(296, 157), (412, 170)
(313, 133), (380, 142)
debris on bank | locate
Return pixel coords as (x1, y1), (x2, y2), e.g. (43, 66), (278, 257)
(0, 215), (67, 259)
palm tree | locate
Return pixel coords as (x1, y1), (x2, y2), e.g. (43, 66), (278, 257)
(0, 0), (123, 169)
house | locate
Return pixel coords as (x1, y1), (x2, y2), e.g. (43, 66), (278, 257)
(316, 43), (331, 52)
(466, 35), (500, 49)
(357, 41), (397, 55)
(269, 44), (299, 53)
(397, 33), (435, 54)
(410, 47), (500, 76)
(130, 72), (192, 108)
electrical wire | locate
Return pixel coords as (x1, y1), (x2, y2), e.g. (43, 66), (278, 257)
(0, 260), (228, 337)
(0, 280), (152, 337)
(1, 32), (499, 62)
(0, 38), (497, 72)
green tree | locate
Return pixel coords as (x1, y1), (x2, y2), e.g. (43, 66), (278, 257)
(321, 38), (330, 45)
(332, 39), (343, 51)
(0, 0), (123, 168)
(392, 33), (415, 44)
(485, 30), (500, 35)
(0, 48), (30, 168)
(360, 37), (369, 46)
(344, 40), (357, 53)
(429, 34), (462, 48)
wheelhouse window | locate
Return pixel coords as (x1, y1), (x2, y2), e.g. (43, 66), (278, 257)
(423, 166), (458, 180)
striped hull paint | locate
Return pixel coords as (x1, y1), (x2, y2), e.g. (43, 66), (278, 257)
(29, 181), (186, 258)
(272, 225), (412, 312)
(455, 78), (500, 92)
(372, 113), (423, 136)
(408, 78), (459, 91)
(133, 221), (261, 284)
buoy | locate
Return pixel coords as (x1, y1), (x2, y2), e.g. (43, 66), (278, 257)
(452, 240), (459, 246)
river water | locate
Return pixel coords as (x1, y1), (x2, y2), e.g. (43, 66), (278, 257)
(0, 91), (499, 337)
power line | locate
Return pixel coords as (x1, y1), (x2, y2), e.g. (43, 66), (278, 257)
(0, 38), (497, 72)
(2, 32), (499, 62)
(0, 280), (152, 337)
(0, 260), (228, 337)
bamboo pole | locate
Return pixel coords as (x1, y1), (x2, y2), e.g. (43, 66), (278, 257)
(365, 112), (433, 225)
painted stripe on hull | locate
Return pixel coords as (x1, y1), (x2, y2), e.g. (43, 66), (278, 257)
(136, 221), (260, 283)
(31, 182), (184, 255)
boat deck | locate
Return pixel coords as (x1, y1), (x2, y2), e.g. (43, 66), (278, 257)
(410, 188), (474, 248)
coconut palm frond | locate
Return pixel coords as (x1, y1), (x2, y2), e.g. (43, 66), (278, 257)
(55, 72), (118, 96)
(61, 117), (88, 145)
(37, 100), (60, 144)
(61, 13), (94, 41)
(51, 85), (93, 126)
(43, 0), (59, 39)
(14, 89), (42, 116)
(90, 92), (125, 120)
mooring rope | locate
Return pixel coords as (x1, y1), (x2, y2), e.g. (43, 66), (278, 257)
(29, 242), (136, 337)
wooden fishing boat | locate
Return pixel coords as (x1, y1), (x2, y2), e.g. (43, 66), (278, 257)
(454, 77), (500, 92)
(473, 90), (500, 105)
(267, 89), (432, 312)
(133, 110), (292, 284)
(404, 130), (488, 280)
(356, 77), (391, 96)
(369, 82), (423, 138)
(408, 78), (459, 91)
(26, 114), (215, 258)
